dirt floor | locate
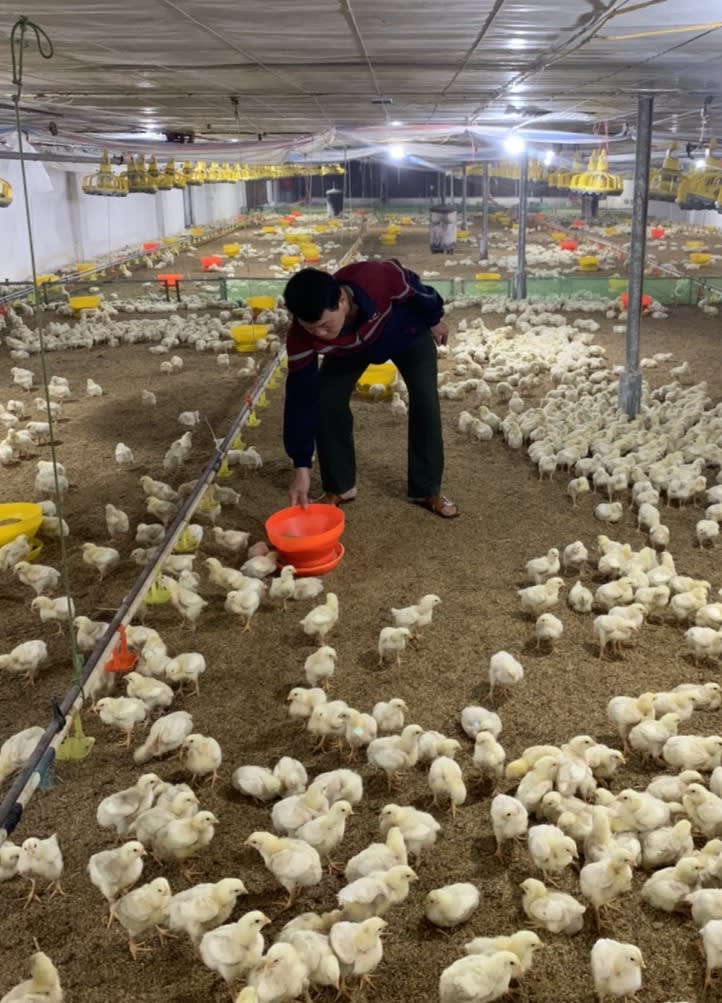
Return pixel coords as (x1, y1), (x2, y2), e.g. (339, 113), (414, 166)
(1, 217), (722, 1002)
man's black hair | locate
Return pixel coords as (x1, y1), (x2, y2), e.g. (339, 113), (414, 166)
(283, 268), (341, 323)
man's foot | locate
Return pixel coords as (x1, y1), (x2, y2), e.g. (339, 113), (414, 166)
(315, 488), (357, 506)
(410, 495), (459, 518)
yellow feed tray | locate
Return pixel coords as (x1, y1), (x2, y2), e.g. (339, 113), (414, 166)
(36, 273), (60, 286)
(281, 255), (301, 269)
(0, 502), (43, 548)
(400, 217), (413, 225)
(246, 295), (275, 312)
(356, 362), (397, 399)
(577, 255), (599, 272)
(190, 226), (205, 237)
(603, 226), (618, 236)
(223, 243), (241, 258)
(231, 323), (268, 352)
(69, 294), (101, 312)
(261, 226), (278, 234)
(456, 229), (470, 239)
(550, 230), (567, 241)
(379, 234), (397, 245)
(386, 224), (401, 234)
(685, 240), (705, 250)
(74, 262), (96, 274)
(313, 224), (328, 234)
(690, 252), (711, 265)
(475, 272), (502, 281)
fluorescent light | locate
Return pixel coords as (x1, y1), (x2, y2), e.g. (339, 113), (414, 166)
(504, 135), (526, 155)
(695, 159), (706, 169)
(389, 143), (405, 160)
(544, 150), (554, 165)
(391, 120), (403, 127)
(508, 38), (526, 49)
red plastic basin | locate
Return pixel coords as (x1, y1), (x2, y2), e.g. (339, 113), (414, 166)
(157, 273), (183, 287)
(650, 227), (665, 239)
(620, 292), (652, 310)
(559, 239), (578, 251)
(200, 255), (223, 270)
(143, 241), (161, 252)
(266, 503), (345, 566)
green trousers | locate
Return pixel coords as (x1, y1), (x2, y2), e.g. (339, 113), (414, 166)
(316, 330), (444, 498)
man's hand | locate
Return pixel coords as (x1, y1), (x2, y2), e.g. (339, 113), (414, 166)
(289, 467), (311, 508)
(430, 320), (449, 346)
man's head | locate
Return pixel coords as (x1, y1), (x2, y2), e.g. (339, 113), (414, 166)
(283, 268), (352, 341)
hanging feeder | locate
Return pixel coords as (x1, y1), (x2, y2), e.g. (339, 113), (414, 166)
(559, 239), (578, 251)
(619, 292), (653, 311)
(246, 410), (261, 428)
(255, 391), (269, 409)
(231, 433), (246, 450)
(103, 625), (138, 674)
(0, 176), (12, 207)
(216, 457), (233, 480)
(174, 526), (201, 553)
(677, 142), (722, 210)
(144, 579), (171, 605)
(649, 227), (665, 239)
(57, 710), (95, 761)
(648, 144), (682, 202)
(81, 151), (127, 198)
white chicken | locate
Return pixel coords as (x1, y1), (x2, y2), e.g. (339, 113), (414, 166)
(300, 592), (339, 644)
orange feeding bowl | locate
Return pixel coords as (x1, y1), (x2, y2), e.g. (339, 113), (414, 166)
(559, 239), (578, 251)
(650, 226), (665, 239)
(200, 255), (223, 270)
(619, 292), (652, 310)
(570, 219), (586, 229)
(266, 503), (345, 576)
(143, 241), (161, 252)
(157, 273), (183, 287)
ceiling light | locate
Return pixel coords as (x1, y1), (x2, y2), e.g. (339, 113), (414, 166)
(544, 150), (554, 165)
(695, 159), (706, 169)
(389, 143), (405, 160)
(391, 120), (403, 127)
(508, 38), (526, 49)
(504, 135), (526, 155)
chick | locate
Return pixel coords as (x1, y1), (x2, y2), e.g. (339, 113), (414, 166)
(125, 672), (174, 713)
(225, 587), (263, 631)
(0, 951), (63, 1003)
(580, 847), (635, 928)
(607, 692), (655, 748)
(683, 784), (722, 837)
(425, 883), (479, 928)
(154, 810), (219, 879)
(95, 696), (148, 747)
(87, 840), (146, 904)
(269, 565), (296, 608)
(520, 877), (586, 934)
(204, 557), (251, 592)
(288, 686), (327, 723)
(526, 548), (560, 584)
(490, 793), (528, 857)
(240, 552), (277, 578)
(534, 612), (563, 650)
(13, 562), (59, 596)
(164, 651), (206, 695)
(112, 877), (172, 959)
(703, 919), (722, 992)
(390, 594), (442, 636)
(568, 580), (594, 613)
(372, 698), (408, 733)
(81, 542), (120, 580)
(462, 929), (542, 975)
(614, 788), (673, 832)
(591, 938), (644, 1002)
(274, 756), (309, 796)
(232, 766), (282, 803)
(518, 577), (565, 618)
(96, 773), (163, 835)
(272, 782), (329, 836)
(0, 840), (21, 882)
(245, 831), (322, 909)
(337, 864), (417, 921)
(527, 823), (578, 881)
(641, 819), (694, 869)
(114, 442), (135, 465)
(140, 475), (178, 502)
(641, 855), (705, 912)
(300, 592), (339, 644)
(344, 826), (407, 882)
(460, 705), (502, 740)
(367, 724), (423, 790)
(304, 645), (337, 688)
(74, 615), (109, 653)
(181, 733), (223, 786)
(663, 734), (722, 772)
(629, 712), (681, 762)
(329, 917), (387, 993)
(0, 640), (48, 685)
(105, 503), (129, 539)
(132, 790), (200, 846)
(169, 878), (248, 946)
(315, 768), (363, 805)
(439, 951), (521, 1003)
(134, 710), (193, 764)
(379, 803), (440, 862)
(378, 626), (412, 667)
(687, 889), (722, 928)
(18, 833), (64, 905)
(30, 595), (74, 629)
(428, 756), (467, 816)
(296, 801), (354, 872)
(516, 755), (559, 812)
(340, 708), (378, 758)
(247, 942), (309, 1002)
(159, 575), (208, 629)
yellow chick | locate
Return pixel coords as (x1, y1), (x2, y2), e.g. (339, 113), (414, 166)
(96, 773), (163, 835)
(534, 612), (564, 650)
(490, 793), (528, 856)
(1, 951), (63, 1003)
(682, 784), (722, 838)
(473, 732), (505, 785)
(296, 801), (354, 870)
(390, 594), (441, 635)
(181, 733), (223, 786)
(125, 672), (174, 713)
(272, 782), (329, 835)
(591, 938), (644, 1002)
(0, 840), (21, 882)
(378, 626), (412, 667)
(372, 698), (408, 733)
(527, 823), (578, 880)
(304, 646), (337, 688)
(269, 565), (296, 608)
(199, 910), (270, 986)
(440, 951), (521, 1003)
(520, 877), (586, 934)
(641, 855), (705, 912)
(463, 929), (542, 974)
(488, 650), (524, 700)
(247, 942), (309, 1001)
(329, 917), (387, 992)
(112, 877), (172, 959)
(74, 615), (109, 652)
(30, 595), (74, 628)
(133, 710), (194, 764)
(225, 586), (263, 631)
(87, 840), (146, 903)
(95, 696), (148, 747)
(664, 734), (722, 772)
(607, 692), (655, 747)
(0, 640), (48, 685)
(425, 883), (479, 927)
(337, 864), (417, 921)
(379, 803), (440, 862)
(164, 651), (206, 695)
(13, 561), (59, 596)
(132, 790), (199, 846)
(525, 547), (560, 584)
(300, 592), (339, 645)
(517, 577), (565, 618)
(428, 756), (467, 816)
(345, 826), (407, 882)
(159, 575), (208, 629)
(232, 766), (282, 803)
(367, 725), (423, 790)
(18, 833), (64, 905)
(245, 831), (322, 909)
(169, 878), (248, 946)
(154, 810), (219, 879)
(81, 542), (120, 580)
(580, 847), (635, 928)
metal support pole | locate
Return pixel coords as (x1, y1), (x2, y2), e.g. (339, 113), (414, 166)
(479, 163), (490, 259)
(618, 95), (654, 418)
(461, 165), (468, 228)
(448, 170), (454, 204)
(439, 172), (446, 205)
(513, 151), (529, 300)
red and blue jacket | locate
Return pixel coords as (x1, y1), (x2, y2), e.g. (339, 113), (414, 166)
(283, 259), (444, 468)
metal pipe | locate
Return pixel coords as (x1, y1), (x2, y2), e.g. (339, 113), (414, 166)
(513, 151), (529, 300)
(0, 150), (101, 163)
(479, 163), (490, 259)
(448, 170), (454, 204)
(461, 165), (468, 229)
(618, 95), (654, 418)
(439, 171), (445, 206)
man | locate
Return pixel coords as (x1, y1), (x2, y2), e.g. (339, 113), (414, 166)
(282, 259), (458, 518)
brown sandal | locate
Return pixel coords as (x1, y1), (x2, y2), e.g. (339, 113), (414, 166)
(410, 495), (460, 518)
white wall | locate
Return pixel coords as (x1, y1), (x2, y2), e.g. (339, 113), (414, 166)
(0, 163), (247, 282)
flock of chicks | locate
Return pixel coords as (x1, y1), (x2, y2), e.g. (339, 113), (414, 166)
(2, 219), (722, 1002)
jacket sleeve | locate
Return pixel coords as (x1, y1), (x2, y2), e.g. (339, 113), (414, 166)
(283, 360), (319, 468)
(403, 266), (445, 327)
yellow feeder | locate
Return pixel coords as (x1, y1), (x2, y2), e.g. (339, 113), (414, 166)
(144, 579), (171, 605)
(356, 362), (397, 399)
(456, 229), (470, 239)
(0, 502), (42, 549)
(174, 527), (200, 553)
(0, 177), (13, 207)
(400, 217), (413, 225)
(550, 230), (567, 241)
(386, 224), (401, 234)
(216, 457), (233, 480)
(223, 243), (241, 258)
(190, 226), (205, 237)
(247, 295), (275, 313)
(685, 240), (705, 250)
(577, 255), (599, 272)
(313, 224), (328, 234)
(247, 410), (261, 428)
(299, 243), (321, 260)
(690, 252), (711, 265)
(36, 273), (60, 287)
(475, 272), (502, 281)
(230, 434), (246, 450)
(74, 262), (96, 275)
(261, 226), (278, 234)
(603, 226), (618, 236)
(231, 323), (269, 352)
(379, 234), (397, 246)
(69, 294), (102, 313)
(256, 391), (269, 409)
(281, 254), (301, 269)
